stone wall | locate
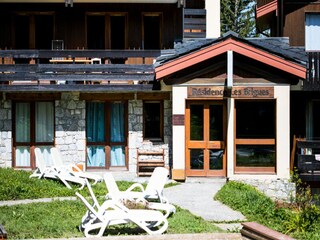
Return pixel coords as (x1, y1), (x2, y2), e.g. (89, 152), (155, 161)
(238, 178), (296, 202)
(128, 99), (172, 173)
(0, 99), (12, 168)
(55, 92), (86, 165)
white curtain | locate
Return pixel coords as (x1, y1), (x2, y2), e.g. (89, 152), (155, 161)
(87, 146), (105, 167)
(15, 103), (30, 166)
(15, 147), (30, 167)
(36, 102), (54, 142)
(16, 103), (30, 142)
(306, 14), (320, 51)
(111, 146), (125, 166)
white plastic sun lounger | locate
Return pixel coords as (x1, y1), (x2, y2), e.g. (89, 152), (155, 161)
(104, 168), (176, 217)
(105, 167), (170, 203)
(50, 147), (102, 184)
(76, 179), (168, 237)
(30, 147), (85, 189)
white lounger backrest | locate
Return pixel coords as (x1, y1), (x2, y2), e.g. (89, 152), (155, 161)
(50, 147), (64, 166)
(145, 167), (168, 196)
(35, 147), (47, 173)
(104, 172), (121, 197)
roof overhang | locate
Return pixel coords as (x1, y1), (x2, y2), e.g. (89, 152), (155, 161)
(0, 0), (177, 3)
(256, 0), (277, 18)
(155, 38), (306, 80)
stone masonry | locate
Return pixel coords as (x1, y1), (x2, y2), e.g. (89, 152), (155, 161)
(55, 92), (86, 166)
(238, 178), (296, 202)
(128, 99), (172, 173)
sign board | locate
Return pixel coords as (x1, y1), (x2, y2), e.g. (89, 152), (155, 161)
(188, 86), (274, 99)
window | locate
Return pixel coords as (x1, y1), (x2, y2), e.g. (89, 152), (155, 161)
(143, 101), (163, 140)
(14, 101), (54, 168)
(86, 101), (127, 169)
(306, 100), (320, 140)
(86, 13), (127, 51)
(142, 13), (162, 49)
(235, 100), (276, 173)
(306, 13), (320, 51)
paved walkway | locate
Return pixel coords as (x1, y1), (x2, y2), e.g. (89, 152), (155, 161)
(164, 180), (246, 222)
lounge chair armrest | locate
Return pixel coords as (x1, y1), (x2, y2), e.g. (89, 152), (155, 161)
(126, 183), (145, 192)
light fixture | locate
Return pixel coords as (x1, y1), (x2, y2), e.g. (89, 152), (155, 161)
(65, 0), (73, 7)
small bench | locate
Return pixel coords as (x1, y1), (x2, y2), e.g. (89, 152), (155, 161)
(0, 224), (7, 240)
(137, 150), (164, 176)
(241, 222), (293, 240)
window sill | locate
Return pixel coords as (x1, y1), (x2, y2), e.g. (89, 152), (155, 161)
(143, 138), (164, 143)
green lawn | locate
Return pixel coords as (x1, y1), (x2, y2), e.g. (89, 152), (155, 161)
(0, 168), (221, 239)
(215, 181), (320, 240)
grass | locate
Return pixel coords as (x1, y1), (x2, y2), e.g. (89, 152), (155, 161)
(215, 181), (320, 240)
(0, 168), (220, 239)
(0, 168), (178, 201)
(0, 201), (221, 239)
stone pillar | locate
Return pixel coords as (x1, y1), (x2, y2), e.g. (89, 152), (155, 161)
(55, 92), (86, 166)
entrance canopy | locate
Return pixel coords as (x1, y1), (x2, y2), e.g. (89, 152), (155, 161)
(155, 31), (306, 82)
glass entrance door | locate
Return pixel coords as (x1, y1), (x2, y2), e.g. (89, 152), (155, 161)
(186, 101), (226, 176)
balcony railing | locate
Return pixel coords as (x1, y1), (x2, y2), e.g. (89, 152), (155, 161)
(256, 0), (276, 9)
(0, 49), (161, 91)
(183, 8), (206, 38)
(305, 52), (320, 91)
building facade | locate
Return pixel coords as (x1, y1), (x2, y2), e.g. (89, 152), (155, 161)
(0, 0), (314, 200)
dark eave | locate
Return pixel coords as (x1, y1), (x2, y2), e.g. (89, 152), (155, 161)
(0, 83), (155, 92)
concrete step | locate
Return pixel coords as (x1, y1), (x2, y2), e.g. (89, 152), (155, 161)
(186, 177), (227, 184)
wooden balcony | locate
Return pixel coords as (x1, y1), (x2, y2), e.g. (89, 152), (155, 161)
(256, 0), (277, 18)
(305, 52), (320, 91)
(183, 8), (206, 39)
(0, 49), (161, 92)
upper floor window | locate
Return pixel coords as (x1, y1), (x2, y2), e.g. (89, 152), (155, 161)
(306, 13), (320, 51)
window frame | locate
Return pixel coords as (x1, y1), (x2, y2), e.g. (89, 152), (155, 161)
(234, 99), (277, 174)
(85, 100), (128, 170)
(13, 100), (55, 169)
(143, 100), (164, 142)
(85, 12), (128, 50)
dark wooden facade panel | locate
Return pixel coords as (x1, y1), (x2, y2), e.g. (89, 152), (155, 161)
(0, 3), (181, 50)
(283, 3), (320, 47)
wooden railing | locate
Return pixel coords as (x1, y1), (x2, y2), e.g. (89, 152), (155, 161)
(296, 140), (320, 182)
(183, 8), (206, 39)
(305, 52), (320, 91)
(0, 49), (161, 90)
(256, 0), (276, 9)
